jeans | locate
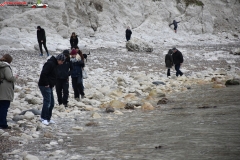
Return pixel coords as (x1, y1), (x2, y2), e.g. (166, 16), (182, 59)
(175, 64), (183, 77)
(72, 77), (85, 98)
(39, 86), (54, 121)
(0, 100), (10, 128)
(38, 40), (49, 54)
(56, 79), (69, 105)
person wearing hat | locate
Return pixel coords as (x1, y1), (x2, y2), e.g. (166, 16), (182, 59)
(172, 47), (184, 77)
(38, 54), (65, 125)
(55, 50), (72, 108)
(70, 49), (85, 101)
(37, 26), (49, 56)
(0, 54), (17, 129)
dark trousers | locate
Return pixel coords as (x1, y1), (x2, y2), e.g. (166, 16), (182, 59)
(38, 40), (49, 54)
(39, 86), (54, 121)
(56, 79), (69, 105)
(175, 64), (183, 77)
(126, 36), (131, 41)
(167, 68), (171, 76)
(0, 100), (10, 128)
(72, 77), (85, 98)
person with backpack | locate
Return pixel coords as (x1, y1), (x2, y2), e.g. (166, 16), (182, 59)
(172, 47), (184, 77)
(165, 49), (174, 77)
(0, 54), (17, 129)
(55, 50), (72, 108)
(169, 20), (180, 33)
(38, 53), (65, 125)
(37, 26), (49, 56)
(70, 49), (85, 101)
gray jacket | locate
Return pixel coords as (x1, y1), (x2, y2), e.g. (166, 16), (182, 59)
(0, 61), (14, 101)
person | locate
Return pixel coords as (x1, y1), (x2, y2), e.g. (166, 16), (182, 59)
(55, 50), (72, 108)
(70, 49), (85, 101)
(0, 54), (17, 129)
(37, 26), (49, 56)
(125, 26), (132, 41)
(169, 20), (180, 33)
(75, 46), (84, 61)
(38, 53), (65, 125)
(165, 49), (173, 77)
(70, 32), (79, 49)
(172, 47), (184, 77)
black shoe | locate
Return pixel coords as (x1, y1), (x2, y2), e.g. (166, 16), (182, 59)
(63, 104), (68, 108)
(0, 126), (11, 130)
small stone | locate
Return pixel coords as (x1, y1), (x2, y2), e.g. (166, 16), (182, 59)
(106, 106), (115, 113)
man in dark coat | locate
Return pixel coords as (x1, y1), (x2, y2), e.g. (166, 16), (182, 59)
(37, 26), (49, 56)
(38, 54), (65, 125)
(125, 26), (132, 41)
(165, 49), (173, 77)
(169, 20), (180, 33)
(172, 47), (184, 77)
(55, 50), (72, 107)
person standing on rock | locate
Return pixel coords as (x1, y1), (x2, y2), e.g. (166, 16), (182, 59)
(0, 54), (17, 129)
(169, 20), (180, 33)
(70, 49), (85, 101)
(37, 26), (49, 56)
(125, 26), (132, 41)
(55, 50), (72, 108)
(172, 47), (184, 77)
(38, 54), (65, 125)
(165, 49), (174, 77)
(70, 32), (79, 49)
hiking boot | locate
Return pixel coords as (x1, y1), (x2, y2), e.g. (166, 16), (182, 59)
(47, 53), (49, 56)
(63, 104), (68, 108)
(81, 95), (86, 99)
(75, 98), (80, 102)
(0, 126), (11, 130)
(39, 53), (43, 56)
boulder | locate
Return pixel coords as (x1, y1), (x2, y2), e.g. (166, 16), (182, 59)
(141, 102), (155, 110)
(109, 100), (125, 109)
(126, 38), (153, 52)
(225, 79), (240, 85)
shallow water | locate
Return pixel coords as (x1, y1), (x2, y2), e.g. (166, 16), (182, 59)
(23, 84), (240, 160)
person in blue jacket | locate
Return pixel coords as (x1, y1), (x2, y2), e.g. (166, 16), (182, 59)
(169, 20), (180, 33)
(70, 49), (85, 101)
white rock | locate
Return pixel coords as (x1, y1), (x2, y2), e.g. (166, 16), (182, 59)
(23, 154), (39, 160)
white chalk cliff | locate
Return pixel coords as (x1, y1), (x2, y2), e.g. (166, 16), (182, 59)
(0, 0), (239, 51)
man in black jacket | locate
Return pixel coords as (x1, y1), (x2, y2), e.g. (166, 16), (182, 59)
(55, 50), (72, 108)
(38, 54), (65, 125)
(169, 20), (180, 33)
(37, 26), (49, 56)
(172, 47), (184, 77)
(125, 27), (132, 41)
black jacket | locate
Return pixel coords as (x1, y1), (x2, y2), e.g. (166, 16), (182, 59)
(165, 49), (173, 68)
(169, 20), (180, 27)
(37, 28), (46, 41)
(172, 50), (184, 65)
(70, 36), (78, 48)
(56, 57), (72, 79)
(126, 29), (132, 37)
(38, 56), (58, 88)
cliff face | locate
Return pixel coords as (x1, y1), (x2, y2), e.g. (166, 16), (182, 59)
(0, 0), (239, 50)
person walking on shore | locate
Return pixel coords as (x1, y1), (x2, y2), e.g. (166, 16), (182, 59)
(0, 54), (17, 129)
(55, 50), (72, 108)
(172, 47), (184, 77)
(169, 20), (180, 33)
(165, 49), (173, 77)
(38, 54), (65, 125)
(37, 26), (49, 56)
(70, 32), (79, 49)
(125, 26), (132, 41)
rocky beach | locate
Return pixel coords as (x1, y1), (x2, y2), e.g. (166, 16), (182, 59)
(0, 0), (240, 159)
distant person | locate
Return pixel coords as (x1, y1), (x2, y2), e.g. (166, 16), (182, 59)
(169, 20), (180, 33)
(0, 54), (17, 129)
(125, 26), (132, 41)
(165, 49), (173, 77)
(70, 49), (85, 101)
(172, 47), (184, 77)
(38, 54), (65, 125)
(70, 32), (79, 49)
(37, 26), (49, 56)
(56, 50), (72, 108)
